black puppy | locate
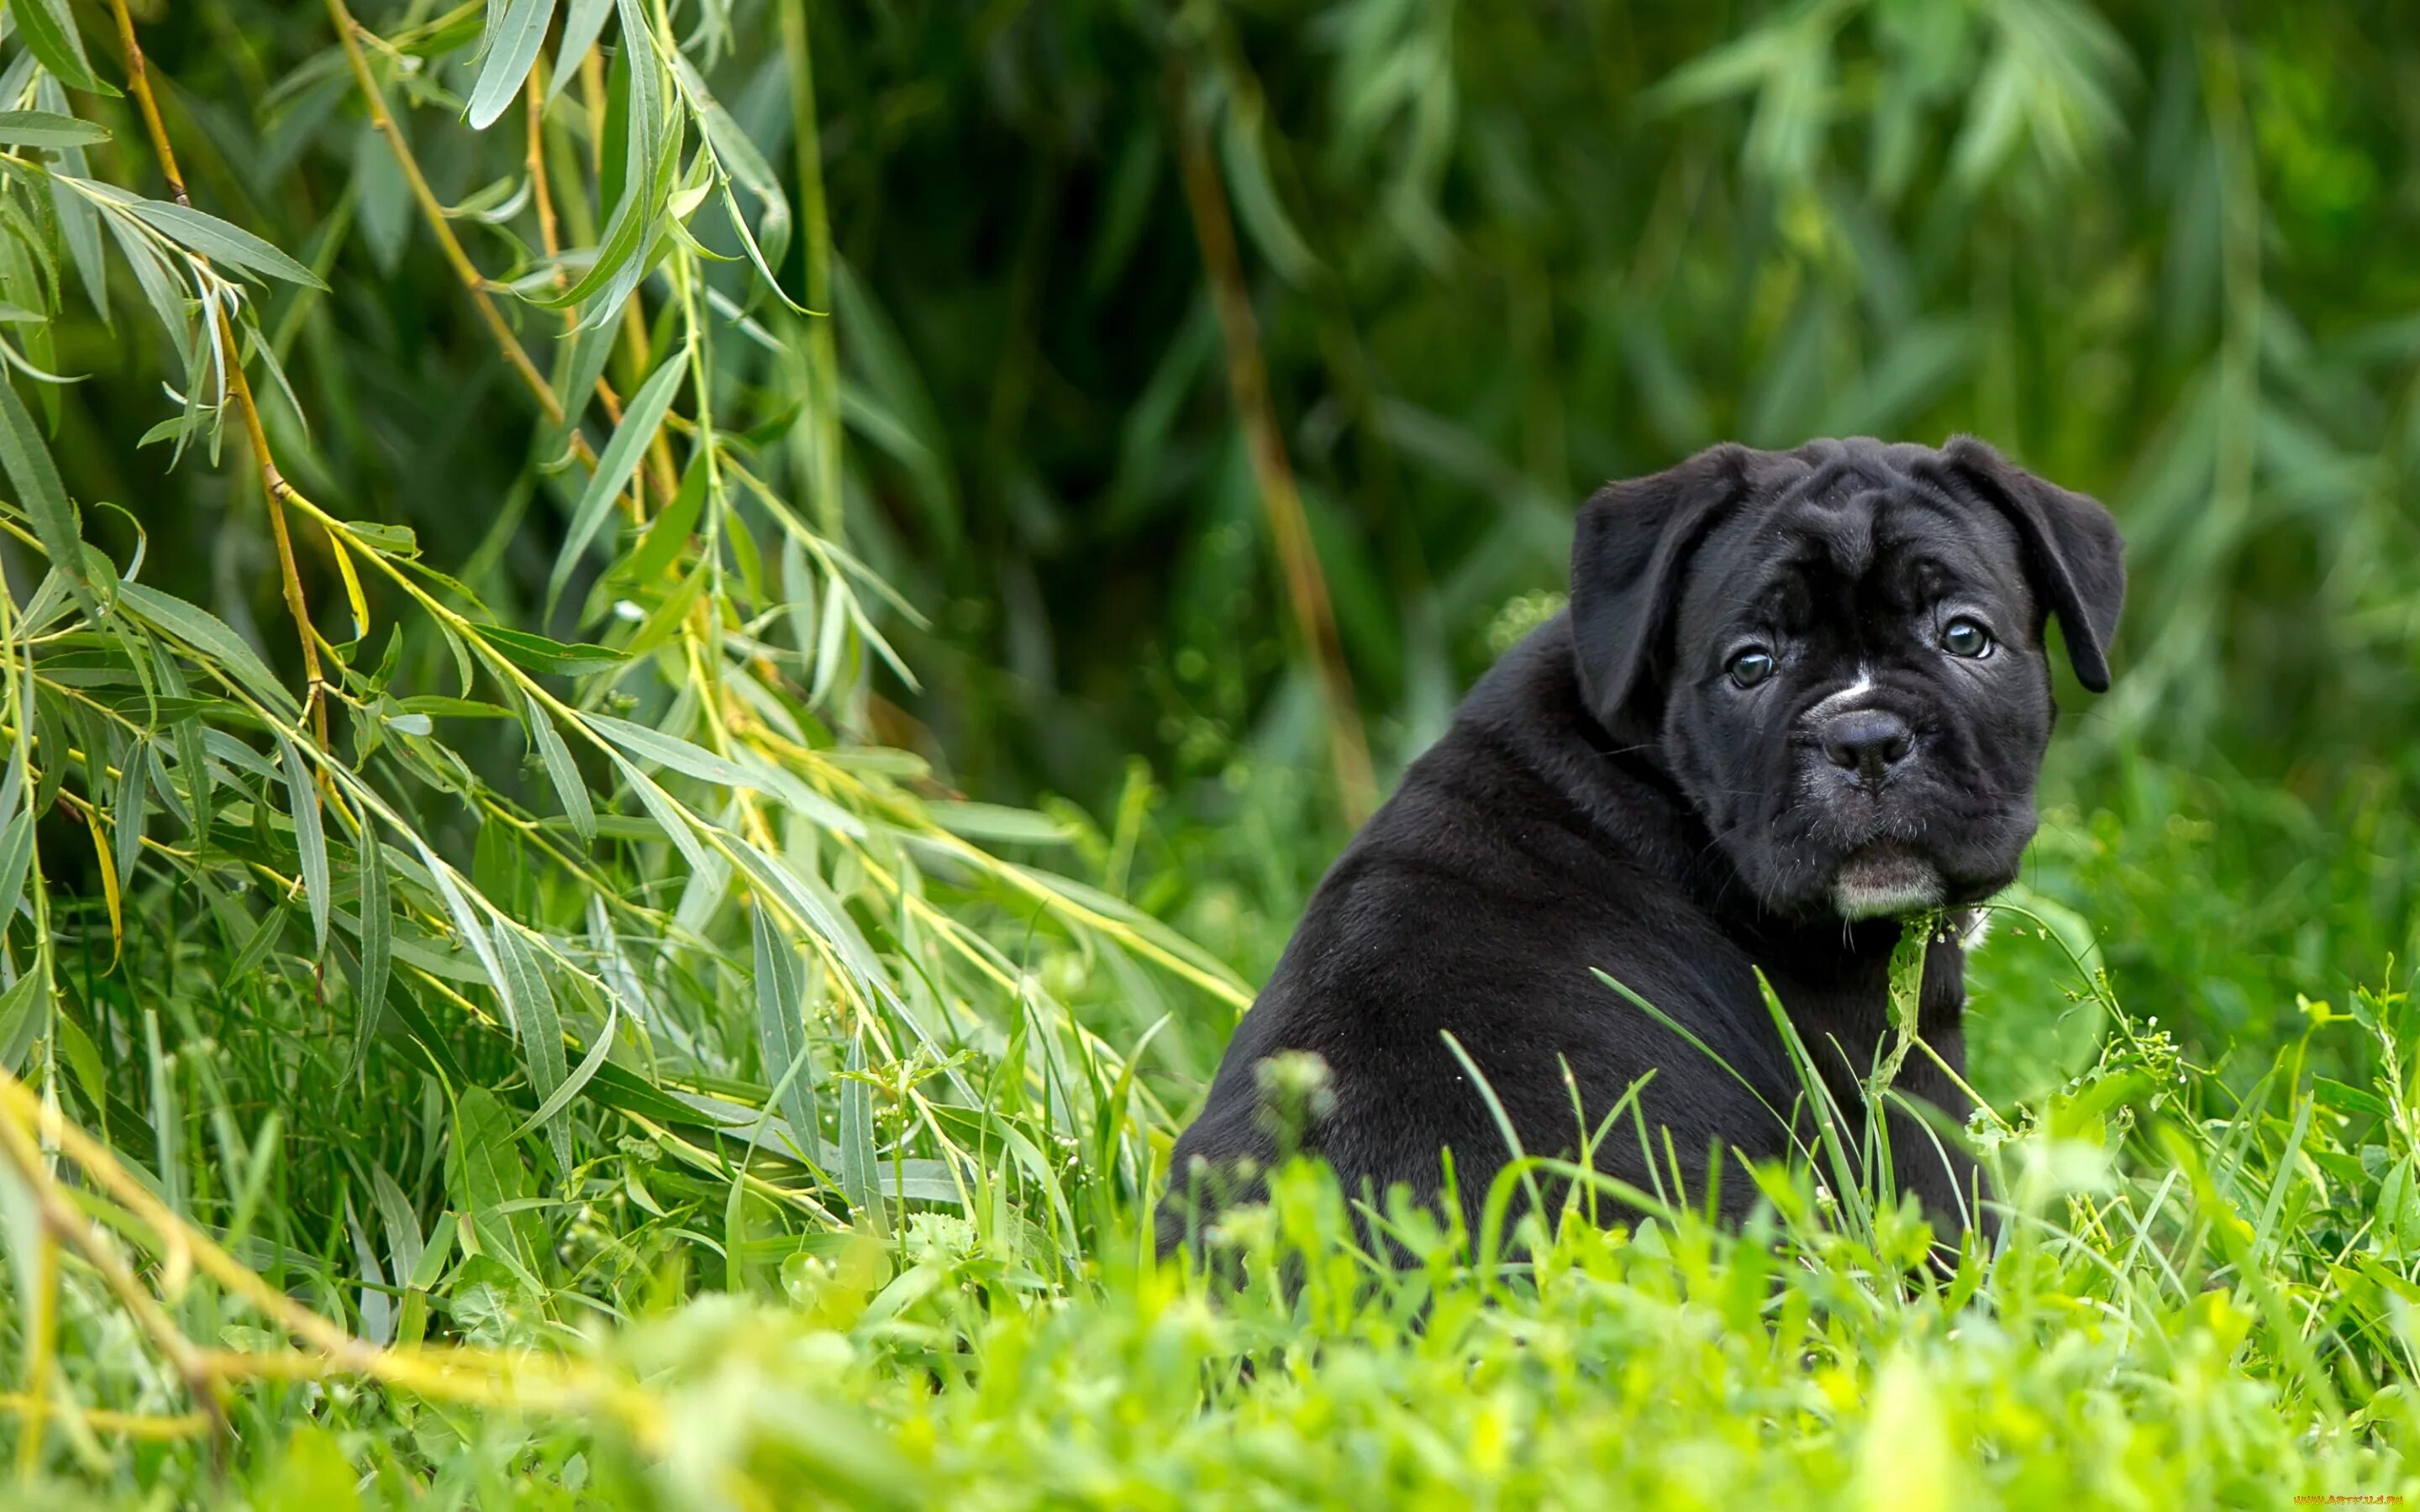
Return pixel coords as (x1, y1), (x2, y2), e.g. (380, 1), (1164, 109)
(1159, 437), (2124, 1253)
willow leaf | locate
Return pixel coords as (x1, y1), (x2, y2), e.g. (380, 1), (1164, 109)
(0, 811), (33, 934)
(413, 840), (507, 993)
(369, 1164), (424, 1288)
(626, 449), (708, 583)
(353, 832), (392, 1084)
(512, 989), (616, 1146)
(144, 636), (209, 851)
(481, 626), (629, 676)
(491, 921), (572, 1179)
(118, 582), (301, 721)
(528, 696), (597, 843)
(546, 314), (618, 449)
(276, 733), (330, 955)
(126, 202), (327, 289)
(0, 111), (109, 148)
(587, 713), (755, 792)
(111, 736), (147, 892)
(750, 903), (817, 1160)
(602, 748), (724, 890)
(448, 1087), (543, 1282)
(0, 970), (47, 1074)
(11, 0), (106, 94)
(466, 0), (557, 131)
(547, 0), (615, 105)
(0, 375), (89, 616)
(839, 1031), (880, 1228)
(38, 81), (108, 325)
(545, 351), (684, 616)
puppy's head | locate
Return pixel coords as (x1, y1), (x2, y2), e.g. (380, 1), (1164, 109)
(1569, 437), (2124, 921)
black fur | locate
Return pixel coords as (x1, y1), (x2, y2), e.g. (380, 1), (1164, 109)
(1158, 437), (2125, 1253)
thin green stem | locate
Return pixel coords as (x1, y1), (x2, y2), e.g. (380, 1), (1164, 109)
(782, 0), (844, 541)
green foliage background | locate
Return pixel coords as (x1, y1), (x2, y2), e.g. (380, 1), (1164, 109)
(0, 0), (2412, 1505)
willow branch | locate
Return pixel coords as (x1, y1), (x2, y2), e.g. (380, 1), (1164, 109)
(110, 0), (329, 746)
(1172, 76), (1376, 825)
(524, 68), (672, 526)
(340, 3), (678, 517)
(524, 72), (644, 433)
(10, 1226), (55, 1478)
(221, 309), (333, 746)
(328, 0), (561, 423)
(108, 0), (183, 205)
(524, 68), (562, 276)
(0, 1086), (225, 1436)
(0, 1394), (211, 1442)
(0, 1063), (661, 1439)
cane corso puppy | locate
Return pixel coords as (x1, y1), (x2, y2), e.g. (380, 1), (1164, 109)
(1159, 436), (2124, 1254)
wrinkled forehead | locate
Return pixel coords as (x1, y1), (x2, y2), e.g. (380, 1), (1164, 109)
(1678, 451), (2033, 634)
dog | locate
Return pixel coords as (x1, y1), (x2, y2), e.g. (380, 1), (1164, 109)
(1158, 437), (2125, 1256)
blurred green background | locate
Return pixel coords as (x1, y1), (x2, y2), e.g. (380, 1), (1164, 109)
(77, 0), (2420, 1090)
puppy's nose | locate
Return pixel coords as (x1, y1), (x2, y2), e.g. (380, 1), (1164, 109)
(1820, 709), (1913, 785)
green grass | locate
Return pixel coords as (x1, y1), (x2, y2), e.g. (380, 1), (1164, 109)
(13, 785), (2420, 1509)
(0, 2), (2415, 1507)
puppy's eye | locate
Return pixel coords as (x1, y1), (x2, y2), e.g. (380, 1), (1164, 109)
(1726, 647), (1776, 689)
(1941, 617), (1992, 659)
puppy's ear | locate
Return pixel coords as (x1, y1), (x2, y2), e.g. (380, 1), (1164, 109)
(1568, 444), (1752, 725)
(1934, 437), (2128, 692)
